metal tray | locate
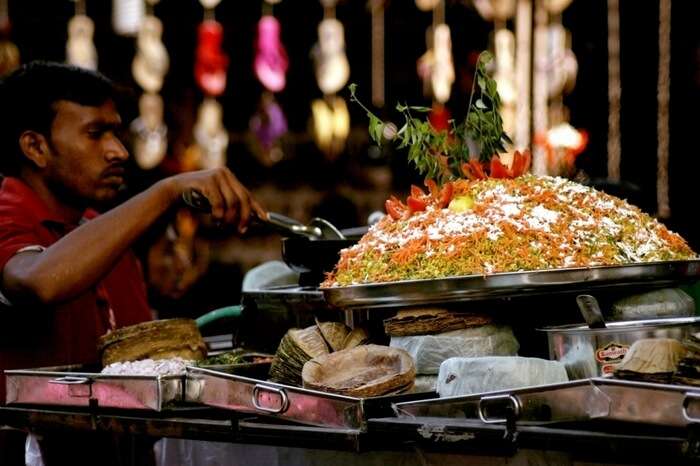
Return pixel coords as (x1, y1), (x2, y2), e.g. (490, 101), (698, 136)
(393, 377), (700, 428)
(323, 260), (700, 309)
(186, 366), (434, 431)
(4, 365), (184, 411)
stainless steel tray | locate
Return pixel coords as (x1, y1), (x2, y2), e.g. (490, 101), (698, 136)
(186, 366), (434, 431)
(393, 377), (700, 428)
(5, 365), (184, 411)
(324, 260), (700, 309)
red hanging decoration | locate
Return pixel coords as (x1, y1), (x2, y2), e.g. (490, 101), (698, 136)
(195, 20), (229, 96)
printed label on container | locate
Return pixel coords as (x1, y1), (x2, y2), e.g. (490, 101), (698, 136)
(601, 363), (618, 375)
(595, 342), (629, 363)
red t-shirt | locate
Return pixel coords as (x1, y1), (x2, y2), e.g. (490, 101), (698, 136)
(0, 177), (152, 402)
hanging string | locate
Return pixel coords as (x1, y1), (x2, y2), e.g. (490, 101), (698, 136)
(371, 0), (385, 107)
(262, 2), (273, 16)
(656, 0), (671, 219)
(514, 0), (532, 151)
(606, 0), (621, 182)
(532, 0), (548, 174)
(320, 0), (335, 19)
(434, 0), (445, 25)
(72, 0), (86, 16)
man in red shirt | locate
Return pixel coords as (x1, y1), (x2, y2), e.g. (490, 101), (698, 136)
(0, 63), (264, 464)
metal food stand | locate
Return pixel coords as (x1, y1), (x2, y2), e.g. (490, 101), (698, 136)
(4, 261), (700, 465)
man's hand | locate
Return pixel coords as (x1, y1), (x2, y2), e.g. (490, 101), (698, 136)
(163, 168), (266, 233)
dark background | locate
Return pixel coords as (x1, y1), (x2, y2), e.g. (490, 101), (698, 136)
(3, 0), (700, 315)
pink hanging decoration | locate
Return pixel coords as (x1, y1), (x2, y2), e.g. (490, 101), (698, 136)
(195, 20), (229, 96)
(254, 15), (289, 92)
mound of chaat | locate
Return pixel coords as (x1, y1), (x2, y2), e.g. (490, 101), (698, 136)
(321, 174), (696, 287)
(326, 53), (696, 287)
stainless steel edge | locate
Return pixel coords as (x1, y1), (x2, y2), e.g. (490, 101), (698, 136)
(592, 377), (700, 427)
(186, 366), (367, 429)
(5, 365), (183, 410)
(539, 316), (700, 334)
(324, 260), (700, 309)
(393, 377), (700, 428)
(393, 380), (595, 423)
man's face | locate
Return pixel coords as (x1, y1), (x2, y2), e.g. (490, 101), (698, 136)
(45, 99), (129, 205)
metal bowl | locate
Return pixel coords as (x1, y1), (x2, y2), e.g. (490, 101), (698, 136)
(538, 317), (700, 379)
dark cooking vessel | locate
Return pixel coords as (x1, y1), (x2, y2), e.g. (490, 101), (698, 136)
(281, 227), (366, 285)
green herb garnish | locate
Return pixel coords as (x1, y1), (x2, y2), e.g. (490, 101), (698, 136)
(349, 51), (512, 185)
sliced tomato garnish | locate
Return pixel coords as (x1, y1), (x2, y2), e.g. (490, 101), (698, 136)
(469, 160), (488, 179)
(461, 163), (474, 180)
(410, 184), (426, 199)
(489, 156), (511, 178)
(385, 197), (408, 220)
(424, 179), (439, 197)
(384, 199), (406, 220)
(406, 195), (428, 213)
(437, 182), (454, 208)
(511, 150), (532, 178)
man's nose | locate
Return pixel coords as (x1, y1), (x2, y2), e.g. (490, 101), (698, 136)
(104, 134), (129, 162)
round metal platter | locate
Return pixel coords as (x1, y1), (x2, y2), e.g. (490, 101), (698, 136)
(322, 260), (700, 310)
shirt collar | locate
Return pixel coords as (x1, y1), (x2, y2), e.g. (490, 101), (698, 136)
(0, 177), (98, 227)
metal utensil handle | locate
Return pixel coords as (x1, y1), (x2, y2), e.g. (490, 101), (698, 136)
(576, 294), (607, 329)
(48, 376), (91, 385)
(477, 394), (521, 424)
(182, 189), (212, 213)
(264, 213), (322, 239)
(682, 392), (700, 423)
(252, 384), (290, 414)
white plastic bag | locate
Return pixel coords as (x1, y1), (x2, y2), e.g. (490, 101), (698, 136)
(25, 433), (45, 466)
(390, 325), (520, 374)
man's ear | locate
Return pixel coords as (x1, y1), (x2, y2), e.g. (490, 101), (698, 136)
(18, 131), (51, 169)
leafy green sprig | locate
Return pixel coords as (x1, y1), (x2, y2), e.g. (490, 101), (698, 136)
(465, 51), (513, 162)
(349, 51), (511, 185)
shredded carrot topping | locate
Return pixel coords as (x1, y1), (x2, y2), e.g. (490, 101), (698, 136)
(321, 175), (697, 287)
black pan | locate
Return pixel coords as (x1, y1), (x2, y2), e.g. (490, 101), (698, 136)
(282, 226), (367, 286)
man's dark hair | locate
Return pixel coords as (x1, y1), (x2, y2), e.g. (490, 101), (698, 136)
(0, 61), (119, 176)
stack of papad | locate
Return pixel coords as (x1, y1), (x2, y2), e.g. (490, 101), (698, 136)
(384, 308), (491, 336)
(98, 318), (207, 367)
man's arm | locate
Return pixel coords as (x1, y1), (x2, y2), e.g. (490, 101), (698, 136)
(1, 168), (264, 305)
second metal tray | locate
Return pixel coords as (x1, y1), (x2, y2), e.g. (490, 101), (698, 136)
(186, 366), (434, 430)
(393, 377), (700, 428)
(323, 260), (700, 309)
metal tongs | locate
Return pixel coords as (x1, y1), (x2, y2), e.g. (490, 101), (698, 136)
(182, 189), (345, 240)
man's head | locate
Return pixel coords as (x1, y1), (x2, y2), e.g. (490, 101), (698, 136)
(0, 62), (129, 205)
